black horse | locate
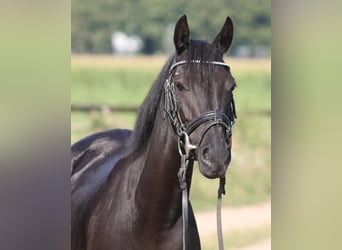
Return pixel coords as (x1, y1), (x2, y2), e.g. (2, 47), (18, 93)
(71, 15), (237, 250)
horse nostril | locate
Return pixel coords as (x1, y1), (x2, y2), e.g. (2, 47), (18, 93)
(202, 147), (209, 161)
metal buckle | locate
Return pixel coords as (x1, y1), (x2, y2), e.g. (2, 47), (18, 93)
(178, 131), (197, 159)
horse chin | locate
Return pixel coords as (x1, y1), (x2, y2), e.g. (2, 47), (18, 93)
(197, 161), (228, 179)
(196, 145), (231, 179)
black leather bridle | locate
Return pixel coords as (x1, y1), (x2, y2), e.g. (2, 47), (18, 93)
(163, 60), (237, 250)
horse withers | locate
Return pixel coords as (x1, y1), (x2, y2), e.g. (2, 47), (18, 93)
(71, 15), (237, 250)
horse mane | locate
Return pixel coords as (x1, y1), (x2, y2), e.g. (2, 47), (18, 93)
(129, 39), (224, 153)
(128, 55), (175, 153)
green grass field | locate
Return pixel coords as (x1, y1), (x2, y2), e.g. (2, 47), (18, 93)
(71, 55), (271, 209)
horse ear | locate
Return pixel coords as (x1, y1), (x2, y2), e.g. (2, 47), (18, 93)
(174, 15), (190, 55)
(212, 16), (234, 54)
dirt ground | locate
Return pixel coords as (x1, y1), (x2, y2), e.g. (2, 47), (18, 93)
(196, 201), (271, 250)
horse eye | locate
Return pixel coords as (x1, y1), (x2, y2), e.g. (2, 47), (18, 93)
(174, 81), (188, 91)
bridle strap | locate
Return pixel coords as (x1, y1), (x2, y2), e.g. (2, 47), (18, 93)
(186, 110), (233, 149)
(186, 110), (233, 136)
(169, 60), (229, 73)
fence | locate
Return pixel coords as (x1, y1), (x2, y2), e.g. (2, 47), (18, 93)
(71, 104), (138, 113)
(71, 104), (270, 116)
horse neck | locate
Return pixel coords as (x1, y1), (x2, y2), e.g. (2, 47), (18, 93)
(134, 98), (186, 227)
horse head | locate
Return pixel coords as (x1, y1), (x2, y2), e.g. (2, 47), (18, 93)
(165, 15), (237, 179)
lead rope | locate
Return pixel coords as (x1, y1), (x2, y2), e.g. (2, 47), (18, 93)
(178, 158), (226, 250)
(217, 177), (226, 250)
(178, 154), (188, 250)
(177, 132), (228, 250)
(177, 132), (196, 250)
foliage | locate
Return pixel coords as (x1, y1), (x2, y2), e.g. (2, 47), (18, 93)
(72, 0), (270, 54)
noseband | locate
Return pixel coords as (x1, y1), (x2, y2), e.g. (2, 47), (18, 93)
(163, 60), (237, 250)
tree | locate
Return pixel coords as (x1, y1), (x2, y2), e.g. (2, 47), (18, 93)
(71, 0), (271, 55)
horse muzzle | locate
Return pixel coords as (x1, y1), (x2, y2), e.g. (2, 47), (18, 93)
(197, 127), (231, 179)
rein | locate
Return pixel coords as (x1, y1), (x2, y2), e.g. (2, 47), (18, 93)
(164, 60), (236, 250)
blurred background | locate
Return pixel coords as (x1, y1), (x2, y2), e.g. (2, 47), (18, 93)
(71, 0), (270, 249)
(71, 0), (270, 57)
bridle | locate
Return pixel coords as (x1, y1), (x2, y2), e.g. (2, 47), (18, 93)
(164, 60), (236, 156)
(163, 60), (237, 250)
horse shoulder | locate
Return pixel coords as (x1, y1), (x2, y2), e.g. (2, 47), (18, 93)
(71, 128), (132, 250)
(71, 128), (132, 175)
